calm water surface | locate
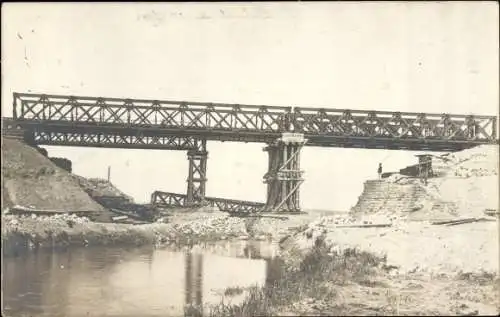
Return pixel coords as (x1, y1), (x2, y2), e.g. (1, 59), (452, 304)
(2, 241), (282, 317)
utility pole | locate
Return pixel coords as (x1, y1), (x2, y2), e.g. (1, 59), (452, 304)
(107, 166), (111, 182)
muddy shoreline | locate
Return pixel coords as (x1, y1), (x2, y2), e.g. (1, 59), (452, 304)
(0, 214), (241, 256)
(1, 211), (314, 257)
(3, 211), (498, 276)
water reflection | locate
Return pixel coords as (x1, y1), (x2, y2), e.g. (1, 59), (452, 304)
(2, 241), (280, 317)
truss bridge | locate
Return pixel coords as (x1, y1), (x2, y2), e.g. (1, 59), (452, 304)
(2, 92), (497, 214)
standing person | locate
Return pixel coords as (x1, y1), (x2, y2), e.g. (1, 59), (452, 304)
(378, 163), (383, 180)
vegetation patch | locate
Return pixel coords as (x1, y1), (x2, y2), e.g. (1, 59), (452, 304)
(205, 238), (386, 317)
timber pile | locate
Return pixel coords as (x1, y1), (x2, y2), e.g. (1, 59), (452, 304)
(5, 205), (100, 218)
(336, 223), (392, 228)
(93, 196), (156, 222)
(431, 217), (496, 226)
(484, 209), (499, 217)
(4, 205), (153, 225)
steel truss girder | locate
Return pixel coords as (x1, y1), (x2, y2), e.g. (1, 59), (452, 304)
(13, 92), (289, 132)
(150, 191), (265, 214)
(263, 138), (305, 213)
(28, 130), (198, 150)
(204, 196), (265, 213)
(291, 108), (497, 142)
(11, 93), (497, 151)
(150, 191), (187, 207)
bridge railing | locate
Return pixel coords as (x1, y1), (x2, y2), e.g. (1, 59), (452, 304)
(13, 93), (291, 132)
(291, 107), (497, 142)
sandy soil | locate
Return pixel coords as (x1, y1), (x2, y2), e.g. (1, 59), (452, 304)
(295, 217), (498, 275)
(281, 272), (499, 316)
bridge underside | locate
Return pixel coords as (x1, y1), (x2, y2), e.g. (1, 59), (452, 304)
(2, 92), (498, 214)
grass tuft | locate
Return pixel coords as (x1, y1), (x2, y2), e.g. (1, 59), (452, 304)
(204, 239), (386, 317)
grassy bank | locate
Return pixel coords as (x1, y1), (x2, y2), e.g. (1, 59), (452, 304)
(205, 238), (388, 317)
(198, 237), (499, 317)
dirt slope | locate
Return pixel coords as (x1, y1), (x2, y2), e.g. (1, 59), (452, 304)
(1, 137), (104, 212)
(74, 176), (135, 201)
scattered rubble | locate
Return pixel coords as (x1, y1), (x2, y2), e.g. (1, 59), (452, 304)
(1, 211), (297, 255)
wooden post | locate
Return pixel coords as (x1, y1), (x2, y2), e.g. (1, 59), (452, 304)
(264, 133), (305, 213)
(416, 154), (432, 184)
(107, 166), (111, 182)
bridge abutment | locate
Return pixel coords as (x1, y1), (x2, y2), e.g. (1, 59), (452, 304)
(263, 133), (306, 212)
(186, 139), (208, 205)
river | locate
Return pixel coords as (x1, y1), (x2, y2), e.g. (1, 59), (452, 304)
(2, 240), (282, 317)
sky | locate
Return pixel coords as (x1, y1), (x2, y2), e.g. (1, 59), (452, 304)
(1, 2), (498, 210)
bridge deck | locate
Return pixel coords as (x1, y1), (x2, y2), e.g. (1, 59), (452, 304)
(4, 92), (498, 151)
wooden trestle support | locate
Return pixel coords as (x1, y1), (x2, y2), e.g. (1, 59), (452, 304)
(186, 139), (208, 206)
(263, 133), (306, 213)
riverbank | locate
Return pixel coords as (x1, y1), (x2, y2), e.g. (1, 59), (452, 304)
(1, 213), (238, 256)
(1, 210), (318, 256)
(202, 210), (499, 316)
(207, 239), (499, 316)
(3, 209), (498, 275)
(289, 214), (499, 275)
